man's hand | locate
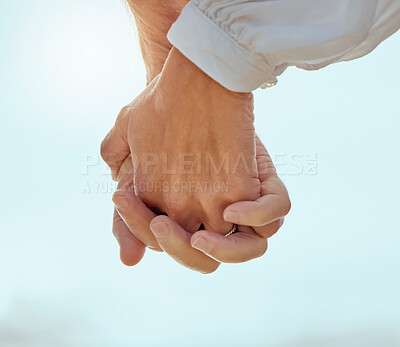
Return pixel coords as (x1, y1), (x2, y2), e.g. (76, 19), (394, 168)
(102, 47), (261, 235)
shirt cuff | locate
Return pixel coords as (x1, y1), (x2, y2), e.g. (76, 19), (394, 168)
(167, 1), (273, 93)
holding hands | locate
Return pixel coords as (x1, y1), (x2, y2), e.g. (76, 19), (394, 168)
(101, 0), (291, 273)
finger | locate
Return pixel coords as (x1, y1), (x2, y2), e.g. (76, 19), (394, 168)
(202, 216), (234, 235)
(100, 107), (131, 180)
(253, 218), (284, 239)
(150, 215), (220, 274)
(222, 136), (291, 229)
(166, 212), (202, 234)
(223, 191), (290, 227)
(190, 226), (267, 263)
(113, 208), (146, 266)
(201, 198), (235, 235)
(113, 190), (162, 252)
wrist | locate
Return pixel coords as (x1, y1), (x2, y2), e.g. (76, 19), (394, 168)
(158, 47), (253, 109)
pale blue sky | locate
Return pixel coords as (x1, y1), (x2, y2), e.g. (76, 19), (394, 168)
(0, 0), (399, 346)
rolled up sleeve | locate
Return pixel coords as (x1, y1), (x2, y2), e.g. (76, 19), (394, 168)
(167, 0), (400, 92)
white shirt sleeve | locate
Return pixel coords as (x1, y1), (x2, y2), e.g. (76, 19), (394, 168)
(167, 0), (400, 92)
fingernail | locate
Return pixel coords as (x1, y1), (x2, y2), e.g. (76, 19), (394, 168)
(223, 211), (240, 223)
(150, 222), (170, 238)
(112, 193), (130, 209)
(192, 238), (209, 253)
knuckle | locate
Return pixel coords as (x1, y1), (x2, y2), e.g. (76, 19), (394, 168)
(163, 191), (187, 215)
(226, 180), (260, 204)
(117, 105), (130, 120)
(100, 134), (111, 163)
(117, 105), (134, 129)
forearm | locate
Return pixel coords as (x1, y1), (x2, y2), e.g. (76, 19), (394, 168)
(126, 0), (189, 82)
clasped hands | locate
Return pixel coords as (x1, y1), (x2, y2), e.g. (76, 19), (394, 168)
(100, 1), (290, 273)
